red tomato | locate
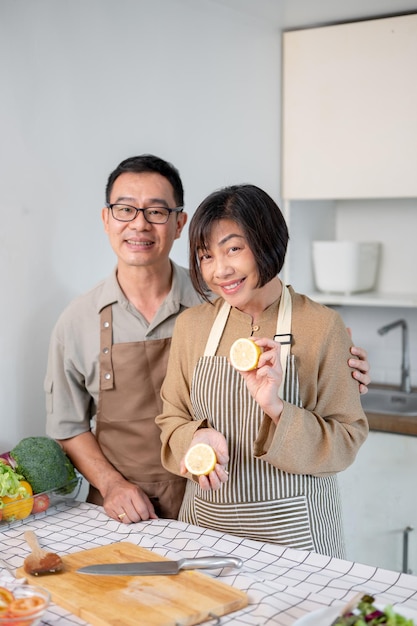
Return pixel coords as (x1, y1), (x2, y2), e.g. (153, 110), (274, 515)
(31, 493), (50, 514)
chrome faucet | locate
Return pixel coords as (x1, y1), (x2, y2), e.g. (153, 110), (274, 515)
(378, 319), (411, 393)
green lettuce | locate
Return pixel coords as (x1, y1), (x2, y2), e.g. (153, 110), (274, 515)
(0, 459), (26, 504)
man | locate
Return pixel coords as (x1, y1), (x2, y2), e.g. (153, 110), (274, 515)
(45, 154), (371, 524)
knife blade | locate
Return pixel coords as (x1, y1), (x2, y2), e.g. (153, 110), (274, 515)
(77, 555), (243, 576)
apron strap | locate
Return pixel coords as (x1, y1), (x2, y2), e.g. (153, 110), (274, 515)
(274, 284), (292, 398)
(99, 306), (115, 390)
(204, 300), (231, 356)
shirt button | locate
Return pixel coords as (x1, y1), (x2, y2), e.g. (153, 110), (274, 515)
(103, 348), (109, 354)
(104, 373), (111, 380)
(104, 321), (110, 328)
(252, 325), (260, 332)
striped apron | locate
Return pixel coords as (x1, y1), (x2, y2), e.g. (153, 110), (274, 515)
(178, 286), (345, 557)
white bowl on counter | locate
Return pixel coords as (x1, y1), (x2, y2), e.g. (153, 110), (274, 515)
(312, 241), (381, 294)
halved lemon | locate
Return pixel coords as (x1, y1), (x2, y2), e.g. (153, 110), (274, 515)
(184, 443), (217, 476)
(230, 338), (262, 371)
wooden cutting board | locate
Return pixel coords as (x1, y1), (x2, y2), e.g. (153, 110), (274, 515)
(16, 542), (248, 626)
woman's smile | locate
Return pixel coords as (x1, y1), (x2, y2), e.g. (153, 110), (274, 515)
(218, 278), (246, 294)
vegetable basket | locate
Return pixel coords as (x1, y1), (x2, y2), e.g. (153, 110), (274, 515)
(0, 437), (81, 525)
(0, 475), (82, 526)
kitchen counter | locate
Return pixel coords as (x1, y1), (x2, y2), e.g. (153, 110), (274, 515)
(364, 385), (417, 437)
(366, 411), (417, 436)
(1, 500), (417, 625)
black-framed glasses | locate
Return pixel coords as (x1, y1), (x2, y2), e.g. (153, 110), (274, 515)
(106, 203), (184, 224)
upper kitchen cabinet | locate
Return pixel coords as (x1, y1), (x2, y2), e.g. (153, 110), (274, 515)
(282, 13), (417, 200)
(281, 13), (417, 308)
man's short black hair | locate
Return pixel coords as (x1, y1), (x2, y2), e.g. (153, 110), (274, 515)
(105, 154), (184, 207)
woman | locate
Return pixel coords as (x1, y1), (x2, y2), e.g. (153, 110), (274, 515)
(156, 184), (369, 557)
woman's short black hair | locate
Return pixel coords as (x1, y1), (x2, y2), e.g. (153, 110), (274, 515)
(189, 184), (289, 300)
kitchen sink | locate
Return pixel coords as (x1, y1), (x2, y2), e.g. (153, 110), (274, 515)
(361, 388), (417, 417)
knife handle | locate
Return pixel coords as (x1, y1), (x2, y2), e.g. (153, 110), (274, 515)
(178, 556), (243, 571)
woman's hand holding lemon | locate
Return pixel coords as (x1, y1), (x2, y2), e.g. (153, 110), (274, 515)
(230, 337), (284, 425)
(181, 430), (229, 491)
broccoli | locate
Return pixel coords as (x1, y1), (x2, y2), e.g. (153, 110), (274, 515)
(10, 436), (76, 494)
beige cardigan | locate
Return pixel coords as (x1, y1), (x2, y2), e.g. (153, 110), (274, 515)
(156, 286), (368, 478)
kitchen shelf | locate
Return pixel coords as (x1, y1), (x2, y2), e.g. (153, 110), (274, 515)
(305, 291), (417, 308)
(281, 199), (417, 309)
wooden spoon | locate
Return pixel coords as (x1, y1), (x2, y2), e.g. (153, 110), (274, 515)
(23, 530), (63, 575)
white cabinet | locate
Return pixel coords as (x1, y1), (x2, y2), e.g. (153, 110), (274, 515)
(281, 14), (417, 308)
(338, 431), (417, 573)
(282, 14), (417, 200)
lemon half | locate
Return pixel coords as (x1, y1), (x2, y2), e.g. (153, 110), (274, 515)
(184, 443), (217, 476)
(230, 338), (262, 371)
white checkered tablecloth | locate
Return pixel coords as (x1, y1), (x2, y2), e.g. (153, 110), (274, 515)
(1, 501), (417, 625)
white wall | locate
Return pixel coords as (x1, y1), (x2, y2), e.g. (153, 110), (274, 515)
(0, 0), (282, 450)
(0, 0), (416, 469)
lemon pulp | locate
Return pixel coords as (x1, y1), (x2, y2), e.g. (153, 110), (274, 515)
(229, 338), (261, 371)
(184, 443), (217, 476)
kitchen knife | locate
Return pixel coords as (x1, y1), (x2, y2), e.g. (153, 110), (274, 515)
(77, 555), (243, 576)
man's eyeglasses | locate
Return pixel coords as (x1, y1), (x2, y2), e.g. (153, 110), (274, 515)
(106, 203), (184, 224)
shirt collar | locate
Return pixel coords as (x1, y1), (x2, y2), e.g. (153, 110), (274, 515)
(96, 262), (201, 315)
(97, 267), (125, 313)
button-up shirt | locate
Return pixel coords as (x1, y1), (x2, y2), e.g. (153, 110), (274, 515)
(45, 262), (202, 438)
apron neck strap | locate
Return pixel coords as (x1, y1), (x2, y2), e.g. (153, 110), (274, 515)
(204, 300), (231, 356)
(275, 285), (292, 398)
(99, 305), (114, 390)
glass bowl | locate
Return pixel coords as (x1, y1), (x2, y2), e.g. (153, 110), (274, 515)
(0, 583), (50, 626)
(0, 476), (81, 526)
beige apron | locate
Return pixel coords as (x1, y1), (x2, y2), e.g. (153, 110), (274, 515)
(179, 286), (345, 557)
(87, 305), (186, 519)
